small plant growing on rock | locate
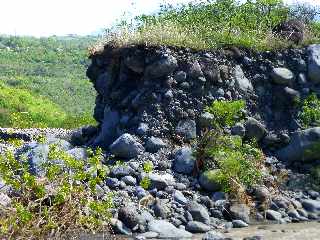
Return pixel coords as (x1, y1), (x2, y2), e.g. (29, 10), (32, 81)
(299, 93), (320, 128)
(140, 177), (151, 190)
(143, 161), (153, 173)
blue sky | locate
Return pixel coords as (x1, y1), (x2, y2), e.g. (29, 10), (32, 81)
(0, 0), (318, 37)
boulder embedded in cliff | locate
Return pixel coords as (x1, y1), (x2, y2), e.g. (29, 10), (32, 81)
(144, 55), (178, 79)
(93, 108), (120, 147)
(308, 44), (320, 84)
(234, 65), (253, 93)
(271, 67), (294, 86)
(276, 127), (320, 163)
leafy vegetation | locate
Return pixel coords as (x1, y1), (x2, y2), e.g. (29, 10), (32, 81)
(200, 132), (264, 193)
(140, 176), (151, 190)
(143, 161), (154, 174)
(196, 100), (264, 200)
(206, 99), (245, 128)
(0, 145), (113, 238)
(0, 35), (97, 128)
(101, 0), (320, 51)
(298, 93), (320, 128)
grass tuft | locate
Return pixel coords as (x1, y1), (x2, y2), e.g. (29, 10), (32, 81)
(96, 0), (320, 52)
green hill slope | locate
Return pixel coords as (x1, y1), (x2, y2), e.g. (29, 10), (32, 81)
(0, 35), (97, 128)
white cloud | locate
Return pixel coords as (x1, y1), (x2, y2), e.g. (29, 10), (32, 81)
(0, 0), (318, 37)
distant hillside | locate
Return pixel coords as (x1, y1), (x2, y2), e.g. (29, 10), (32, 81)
(0, 35), (97, 128)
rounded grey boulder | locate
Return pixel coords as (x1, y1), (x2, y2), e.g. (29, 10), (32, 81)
(145, 55), (178, 79)
(199, 170), (221, 192)
(276, 127), (320, 163)
(145, 137), (167, 153)
(173, 147), (196, 174)
(308, 44), (320, 84)
(109, 133), (144, 159)
(148, 220), (192, 239)
(244, 117), (267, 141)
(186, 221), (211, 233)
(271, 67), (294, 85)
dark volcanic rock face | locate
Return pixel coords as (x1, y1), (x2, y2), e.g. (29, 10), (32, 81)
(86, 44), (319, 150)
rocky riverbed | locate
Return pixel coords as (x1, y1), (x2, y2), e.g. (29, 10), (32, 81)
(1, 43), (320, 239)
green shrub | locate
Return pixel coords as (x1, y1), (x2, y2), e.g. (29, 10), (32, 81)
(0, 146), (112, 238)
(298, 93), (320, 128)
(140, 177), (151, 190)
(196, 99), (264, 200)
(206, 99), (245, 128)
(143, 161), (153, 173)
(198, 131), (264, 193)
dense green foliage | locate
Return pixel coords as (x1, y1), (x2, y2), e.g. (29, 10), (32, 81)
(299, 93), (320, 128)
(206, 99), (245, 128)
(201, 132), (264, 193)
(196, 100), (264, 199)
(0, 144), (112, 238)
(0, 35), (97, 128)
(104, 0), (320, 50)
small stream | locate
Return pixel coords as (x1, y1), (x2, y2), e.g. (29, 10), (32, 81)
(75, 222), (320, 239)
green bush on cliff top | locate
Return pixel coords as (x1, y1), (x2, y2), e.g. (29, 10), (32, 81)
(100, 0), (320, 51)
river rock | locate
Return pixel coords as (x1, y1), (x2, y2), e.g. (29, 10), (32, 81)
(173, 147), (196, 174)
(199, 170), (221, 192)
(109, 133), (144, 159)
(234, 65), (253, 92)
(271, 67), (294, 85)
(93, 109), (120, 147)
(301, 199), (320, 213)
(266, 209), (282, 221)
(276, 127), (320, 163)
(173, 190), (188, 205)
(118, 206), (140, 229)
(186, 201), (210, 224)
(244, 117), (267, 141)
(110, 218), (132, 235)
(148, 220), (192, 239)
(148, 173), (175, 190)
(145, 137), (167, 153)
(232, 219), (249, 228)
(308, 44), (320, 84)
(186, 221), (211, 233)
(229, 204), (251, 223)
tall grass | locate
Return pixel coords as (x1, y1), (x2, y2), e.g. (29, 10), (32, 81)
(99, 0), (320, 51)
